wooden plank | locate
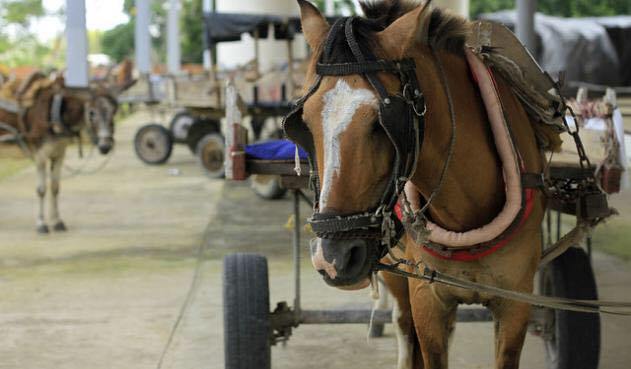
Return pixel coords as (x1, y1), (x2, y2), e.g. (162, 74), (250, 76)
(246, 159), (309, 176)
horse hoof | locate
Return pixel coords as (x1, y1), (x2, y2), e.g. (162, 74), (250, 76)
(37, 224), (49, 234)
(53, 222), (67, 232)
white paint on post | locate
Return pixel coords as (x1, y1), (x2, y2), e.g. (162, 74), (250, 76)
(65, 0), (89, 87)
(516, 0), (537, 52)
(135, 0), (151, 75)
(203, 0), (213, 70)
(166, 0), (181, 75)
(319, 80), (377, 209)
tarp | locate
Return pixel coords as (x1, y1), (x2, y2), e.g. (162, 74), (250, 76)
(245, 139), (307, 161)
(481, 11), (631, 86)
(203, 12), (302, 44)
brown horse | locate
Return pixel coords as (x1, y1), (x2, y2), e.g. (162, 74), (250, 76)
(0, 73), (119, 233)
(295, 1), (550, 368)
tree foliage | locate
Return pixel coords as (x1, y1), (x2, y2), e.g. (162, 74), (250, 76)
(0, 0), (50, 67)
(101, 0), (167, 63)
(0, 0), (44, 27)
(101, 22), (135, 63)
(180, 0), (204, 64)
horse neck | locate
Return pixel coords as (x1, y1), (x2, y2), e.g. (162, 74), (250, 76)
(410, 49), (505, 232)
(61, 95), (87, 130)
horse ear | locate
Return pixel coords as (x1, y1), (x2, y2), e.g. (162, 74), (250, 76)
(297, 0), (329, 50)
(376, 2), (432, 57)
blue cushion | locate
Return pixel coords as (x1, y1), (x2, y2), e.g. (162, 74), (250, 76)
(245, 139), (308, 160)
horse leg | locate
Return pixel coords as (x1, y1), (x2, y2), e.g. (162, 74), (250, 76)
(409, 279), (457, 369)
(35, 156), (48, 234)
(382, 272), (414, 369)
(49, 148), (67, 231)
(489, 299), (531, 369)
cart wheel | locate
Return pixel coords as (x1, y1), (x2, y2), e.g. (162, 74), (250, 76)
(223, 253), (271, 369)
(539, 247), (600, 369)
(186, 119), (220, 153)
(196, 132), (225, 178)
(250, 175), (287, 200)
(169, 111), (194, 142)
(134, 124), (173, 165)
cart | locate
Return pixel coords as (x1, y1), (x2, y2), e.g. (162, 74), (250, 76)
(219, 85), (626, 369)
(123, 13), (306, 178)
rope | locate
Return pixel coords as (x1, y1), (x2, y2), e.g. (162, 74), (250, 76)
(416, 50), (457, 216)
(62, 145), (114, 178)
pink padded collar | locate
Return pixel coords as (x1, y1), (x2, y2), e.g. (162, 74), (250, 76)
(405, 49), (524, 248)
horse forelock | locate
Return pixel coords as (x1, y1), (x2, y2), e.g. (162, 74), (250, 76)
(315, 0), (468, 65)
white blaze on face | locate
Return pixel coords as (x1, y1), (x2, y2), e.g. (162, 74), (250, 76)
(320, 79), (377, 208)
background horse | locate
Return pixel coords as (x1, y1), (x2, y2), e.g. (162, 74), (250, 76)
(0, 73), (119, 233)
(295, 1), (552, 368)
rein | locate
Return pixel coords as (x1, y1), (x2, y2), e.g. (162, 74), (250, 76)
(375, 261), (631, 315)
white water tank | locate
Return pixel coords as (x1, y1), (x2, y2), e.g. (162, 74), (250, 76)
(215, 0), (307, 71)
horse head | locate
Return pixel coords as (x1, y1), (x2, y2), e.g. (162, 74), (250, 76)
(292, 0), (444, 289)
(84, 82), (119, 154)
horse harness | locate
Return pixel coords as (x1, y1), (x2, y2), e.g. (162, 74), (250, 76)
(283, 17), (426, 255)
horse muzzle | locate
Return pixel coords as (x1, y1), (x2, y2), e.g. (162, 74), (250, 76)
(309, 237), (374, 289)
(98, 138), (114, 154)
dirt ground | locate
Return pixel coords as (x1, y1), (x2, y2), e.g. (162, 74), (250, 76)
(1, 112), (631, 369)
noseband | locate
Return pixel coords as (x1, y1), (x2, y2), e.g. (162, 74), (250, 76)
(283, 17), (426, 251)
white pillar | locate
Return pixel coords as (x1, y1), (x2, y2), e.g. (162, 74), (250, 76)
(324, 0), (335, 16)
(434, 0), (470, 18)
(135, 0), (151, 75)
(203, 0), (212, 70)
(65, 0), (89, 87)
(516, 0), (537, 52)
(166, 0), (181, 74)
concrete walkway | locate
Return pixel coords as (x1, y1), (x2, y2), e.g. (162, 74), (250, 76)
(0, 112), (630, 369)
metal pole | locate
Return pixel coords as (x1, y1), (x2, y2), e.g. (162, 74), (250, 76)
(202, 0), (212, 71)
(293, 190), (301, 316)
(516, 0), (537, 52)
(166, 0), (181, 75)
(286, 38), (294, 100)
(135, 0), (151, 75)
(65, 0), (89, 87)
(324, 0), (335, 16)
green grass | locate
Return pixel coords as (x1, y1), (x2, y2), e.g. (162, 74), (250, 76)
(591, 217), (631, 261)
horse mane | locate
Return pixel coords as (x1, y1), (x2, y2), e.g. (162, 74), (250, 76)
(322, 0), (468, 63)
(16, 71), (47, 98)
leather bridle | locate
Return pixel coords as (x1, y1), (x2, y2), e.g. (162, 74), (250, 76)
(283, 17), (427, 253)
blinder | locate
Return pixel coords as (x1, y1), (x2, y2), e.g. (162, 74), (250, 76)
(282, 16), (426, 256)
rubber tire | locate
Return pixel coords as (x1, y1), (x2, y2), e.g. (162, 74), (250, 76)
(186, 119), (220, 153)
(169, 110), (194, 143)
(223, 253), (271, 369)
(133, 124), (173, 165)
(250, 175), (287, 200)
(540, 247), (600, 369)
(196, 132), (225, 178)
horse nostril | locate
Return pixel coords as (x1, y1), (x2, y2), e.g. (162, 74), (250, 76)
(344, 243), (367, 275)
